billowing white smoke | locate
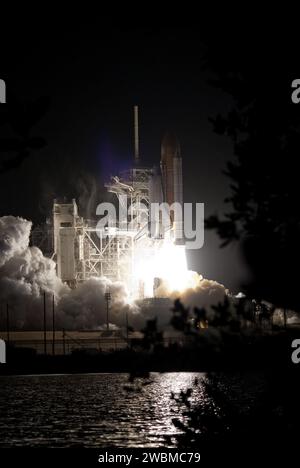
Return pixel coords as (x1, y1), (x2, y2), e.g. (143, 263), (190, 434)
(0, 216), (228, 331)
(154, 273), (227, 326)
(0, 216), (66, 328)
(0, 216), (144, 330)
(0, 216), (32, 267)
(57, 278), (142, 330)
(163, 275), (227, 313)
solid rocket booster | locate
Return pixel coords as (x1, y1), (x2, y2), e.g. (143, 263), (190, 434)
(160, 132), (184, 243)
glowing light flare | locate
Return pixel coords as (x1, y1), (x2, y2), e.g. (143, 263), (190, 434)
(154, 243), (188, 291)
(132, 240), (200, 299)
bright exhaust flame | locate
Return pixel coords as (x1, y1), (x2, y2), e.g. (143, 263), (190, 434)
(132, 240), (200, 299)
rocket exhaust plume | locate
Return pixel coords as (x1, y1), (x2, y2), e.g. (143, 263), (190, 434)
(0, 216), (228, 331)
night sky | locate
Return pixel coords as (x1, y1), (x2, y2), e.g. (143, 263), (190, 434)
(0, 26), (250, 292)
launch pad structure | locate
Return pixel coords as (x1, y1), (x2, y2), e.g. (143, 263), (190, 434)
(31, 107), (184, 300)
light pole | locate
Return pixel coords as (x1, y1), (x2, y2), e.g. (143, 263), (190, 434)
(6, 303), (10, 346)
(43, 291), (47, 355)
(52, 294), (55, 356)
(126, 310), (129, 343)
(105, 290), (111, 331)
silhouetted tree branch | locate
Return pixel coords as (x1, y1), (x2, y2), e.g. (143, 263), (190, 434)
(205, 66), (300, 310)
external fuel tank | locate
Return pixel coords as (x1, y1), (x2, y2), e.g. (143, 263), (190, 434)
(160, 132), (183, 242)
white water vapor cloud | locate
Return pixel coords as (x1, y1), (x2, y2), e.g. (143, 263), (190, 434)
(0, 216), (228, 331)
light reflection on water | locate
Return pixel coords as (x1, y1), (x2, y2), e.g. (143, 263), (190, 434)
(0, 373), (207, 447)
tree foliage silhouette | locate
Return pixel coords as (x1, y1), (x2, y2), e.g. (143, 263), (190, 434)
(205, 68), (300, 311)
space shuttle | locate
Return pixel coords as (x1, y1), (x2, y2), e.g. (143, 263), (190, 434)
(131, 106), (184, 244)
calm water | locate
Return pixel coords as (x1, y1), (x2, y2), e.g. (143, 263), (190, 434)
(0, 372), (264, 448)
